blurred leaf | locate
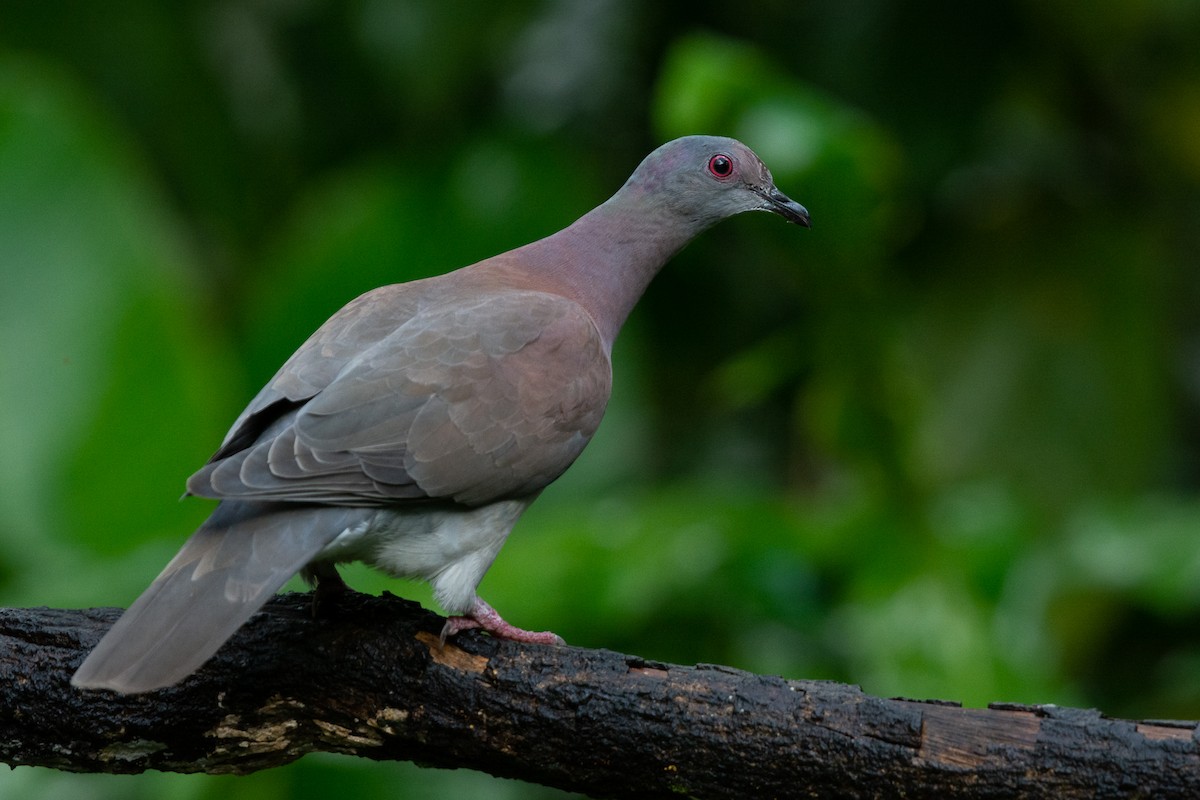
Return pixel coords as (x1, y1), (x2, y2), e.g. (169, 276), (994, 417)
(0, 55), (235, 606)
(905, 226), (1171, 506)
(62, 287), (231, 558)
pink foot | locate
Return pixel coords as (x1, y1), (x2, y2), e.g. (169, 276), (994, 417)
(440, 598), (564, 646)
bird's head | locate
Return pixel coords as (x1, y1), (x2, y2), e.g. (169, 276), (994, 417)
(626, 135), (811, 229)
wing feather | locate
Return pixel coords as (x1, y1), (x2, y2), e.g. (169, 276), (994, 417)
(186, 289), (611, 508)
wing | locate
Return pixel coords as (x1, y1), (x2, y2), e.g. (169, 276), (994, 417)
(206, 283), (427, 462)
(187, 290), (612, 507)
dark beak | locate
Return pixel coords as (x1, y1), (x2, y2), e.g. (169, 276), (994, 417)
(756, 186), (811, 228)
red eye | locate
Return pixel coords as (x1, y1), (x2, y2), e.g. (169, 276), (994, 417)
(708, 154), (733, 178)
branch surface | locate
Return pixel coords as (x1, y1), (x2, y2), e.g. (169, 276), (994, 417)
(2, 593), (1198, 798)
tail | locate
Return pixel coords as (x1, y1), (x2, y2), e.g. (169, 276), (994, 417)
(72, 501), (370, 694)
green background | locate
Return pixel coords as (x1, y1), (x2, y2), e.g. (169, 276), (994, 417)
(3, 1), (1200, 797)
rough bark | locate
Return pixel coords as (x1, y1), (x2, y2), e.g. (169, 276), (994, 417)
(1, 592), (1197, 798)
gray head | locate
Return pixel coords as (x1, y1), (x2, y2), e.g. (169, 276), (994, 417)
(620, 135), (811, 230)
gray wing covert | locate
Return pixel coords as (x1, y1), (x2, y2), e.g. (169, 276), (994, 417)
(187, 291), (612, 507)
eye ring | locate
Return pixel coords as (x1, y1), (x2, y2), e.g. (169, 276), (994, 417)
(707, 154), (734, 179)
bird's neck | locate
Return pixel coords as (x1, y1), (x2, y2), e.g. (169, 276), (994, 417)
(504, 194), (710, 351)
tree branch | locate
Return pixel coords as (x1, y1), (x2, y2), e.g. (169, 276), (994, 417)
(1, 592), (1197, 798)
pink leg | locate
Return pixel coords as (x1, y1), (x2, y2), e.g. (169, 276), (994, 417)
(440, 597), (564, 647)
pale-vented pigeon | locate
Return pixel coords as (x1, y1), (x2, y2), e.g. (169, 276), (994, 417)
(72, 135), (810, 693)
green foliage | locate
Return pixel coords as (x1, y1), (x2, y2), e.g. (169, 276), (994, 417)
(2, 2), (1200, 797)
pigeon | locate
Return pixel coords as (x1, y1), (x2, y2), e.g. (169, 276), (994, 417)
(71, 135), (810, 693)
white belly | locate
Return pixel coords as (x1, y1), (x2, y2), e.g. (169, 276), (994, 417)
(315, 498), (532, 613)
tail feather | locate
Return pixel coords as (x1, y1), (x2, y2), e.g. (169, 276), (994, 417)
(71, 501), (370, 694)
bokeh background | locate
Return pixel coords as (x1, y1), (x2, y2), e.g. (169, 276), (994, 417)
(3, 1), (1200, 797)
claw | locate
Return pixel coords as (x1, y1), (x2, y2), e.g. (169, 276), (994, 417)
(440, 598), (564, 647)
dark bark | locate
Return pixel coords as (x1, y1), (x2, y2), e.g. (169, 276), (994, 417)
(1, 592), (1197, 798)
